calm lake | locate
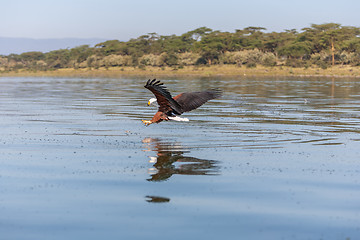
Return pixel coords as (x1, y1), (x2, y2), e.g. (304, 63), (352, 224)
(0, 76), (359, 240)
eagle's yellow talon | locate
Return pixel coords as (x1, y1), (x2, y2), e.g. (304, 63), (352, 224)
(142, 120), (152, 126)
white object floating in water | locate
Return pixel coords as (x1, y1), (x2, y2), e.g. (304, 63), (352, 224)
(168, 116), (189, 122)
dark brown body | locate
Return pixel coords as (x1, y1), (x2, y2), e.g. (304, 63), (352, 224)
(150, 111), (170, 124)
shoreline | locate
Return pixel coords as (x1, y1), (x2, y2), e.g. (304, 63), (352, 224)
(1, 65), (360, 79)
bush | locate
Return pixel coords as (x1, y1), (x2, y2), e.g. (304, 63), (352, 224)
(222, 51), (247, 65)
(319, 61), (329, 69)
(221, 49), (265, 66)
(285, 58), (306, 68)
(245, 61), (257, 68)
(139, 53), (179, 66)
(339, 51), (360, 66)
(310, 51), (331, 68)
(0, 57), (8, 67)
(260, 52), (277, 66)
(160, 52), (178, 66)
(178, 52), (201, 65)
(99, 55), (132, 67)
(139, 54), (162, 66)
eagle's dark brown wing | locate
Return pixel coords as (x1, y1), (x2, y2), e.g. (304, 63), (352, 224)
(173, 90), (221, 113)
(144, 79), (183, 114)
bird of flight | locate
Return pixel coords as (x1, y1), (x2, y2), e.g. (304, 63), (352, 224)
(142, 79), (221, 126)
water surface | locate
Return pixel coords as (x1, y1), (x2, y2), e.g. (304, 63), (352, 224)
(0, 77), (359, 240)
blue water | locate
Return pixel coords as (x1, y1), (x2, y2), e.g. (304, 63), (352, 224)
(0, 77), (359, 240)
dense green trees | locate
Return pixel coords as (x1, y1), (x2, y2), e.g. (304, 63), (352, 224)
(1, 23), (360, 72)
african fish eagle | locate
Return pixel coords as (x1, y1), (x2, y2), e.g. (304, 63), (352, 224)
(142, 79), (221, 126)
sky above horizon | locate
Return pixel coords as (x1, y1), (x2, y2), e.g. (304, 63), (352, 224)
(2, 0), (360, 40)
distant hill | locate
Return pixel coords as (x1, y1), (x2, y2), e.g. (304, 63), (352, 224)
(0, 37), (108, 55)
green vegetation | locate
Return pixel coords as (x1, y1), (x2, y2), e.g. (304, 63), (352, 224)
(1, 23), (360, 73)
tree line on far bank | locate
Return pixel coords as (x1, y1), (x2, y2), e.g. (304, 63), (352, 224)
(1, 23), (360, 72)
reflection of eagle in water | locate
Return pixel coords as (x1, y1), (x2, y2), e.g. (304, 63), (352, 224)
(142, 79), (221, 126)
(143, 138), (220, 182)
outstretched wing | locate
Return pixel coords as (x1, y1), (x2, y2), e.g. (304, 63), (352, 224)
(144, 79), (183, 114)
(173, 90), (221, 112)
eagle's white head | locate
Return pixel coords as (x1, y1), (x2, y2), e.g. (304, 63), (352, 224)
(147, 98), (157, 106)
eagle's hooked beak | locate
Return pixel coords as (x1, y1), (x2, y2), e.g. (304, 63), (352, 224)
(147, 100), (151, 106)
